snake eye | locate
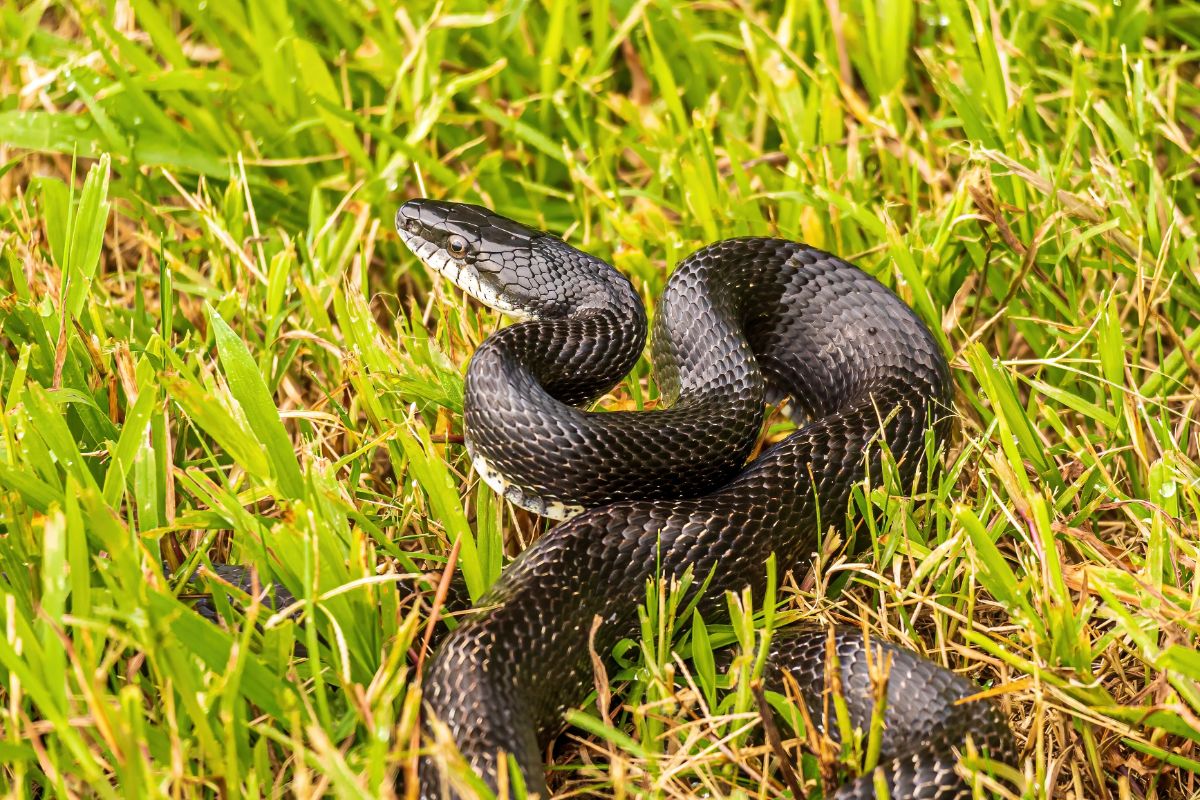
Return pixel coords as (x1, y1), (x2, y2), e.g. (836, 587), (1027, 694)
(447, 235), (469, 259)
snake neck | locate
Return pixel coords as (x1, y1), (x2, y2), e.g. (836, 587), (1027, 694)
(462, 305), (649, 519)
(468, 231), (648, 405)
(471, 307), (647, 410)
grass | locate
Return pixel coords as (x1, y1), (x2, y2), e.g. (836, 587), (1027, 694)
(0, 0), (1198, 797)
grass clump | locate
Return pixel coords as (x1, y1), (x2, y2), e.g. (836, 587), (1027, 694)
(1, 0), (1199, 798)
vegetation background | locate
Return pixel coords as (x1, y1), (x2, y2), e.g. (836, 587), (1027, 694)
(1, 0), (1198, 798)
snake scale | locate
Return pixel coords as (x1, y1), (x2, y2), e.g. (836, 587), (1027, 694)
(390, 199), (1016, 799)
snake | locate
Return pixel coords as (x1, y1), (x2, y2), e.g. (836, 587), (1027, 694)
(392, 199), (1015, 799)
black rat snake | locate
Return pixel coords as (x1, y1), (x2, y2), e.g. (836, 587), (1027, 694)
(391, 199), (1015, 799)
(193, 199), (1016, 799)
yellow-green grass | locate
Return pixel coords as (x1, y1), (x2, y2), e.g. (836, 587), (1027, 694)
(0, 1), (1198, 798)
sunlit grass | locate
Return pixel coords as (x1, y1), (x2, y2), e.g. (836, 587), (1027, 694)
(1, 1), (1198, 798)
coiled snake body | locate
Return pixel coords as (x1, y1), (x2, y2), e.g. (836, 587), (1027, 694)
(392, 200), (1015, 799)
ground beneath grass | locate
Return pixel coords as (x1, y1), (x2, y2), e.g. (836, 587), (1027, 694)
(1, 1), (1198, 798)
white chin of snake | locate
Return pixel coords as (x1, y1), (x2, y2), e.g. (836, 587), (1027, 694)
(400, 230), (530, 321)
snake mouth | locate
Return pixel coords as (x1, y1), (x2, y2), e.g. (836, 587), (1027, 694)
(396, 206), (530, 320)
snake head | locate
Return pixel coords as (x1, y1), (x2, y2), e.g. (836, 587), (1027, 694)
(396, 198), (635, 320)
